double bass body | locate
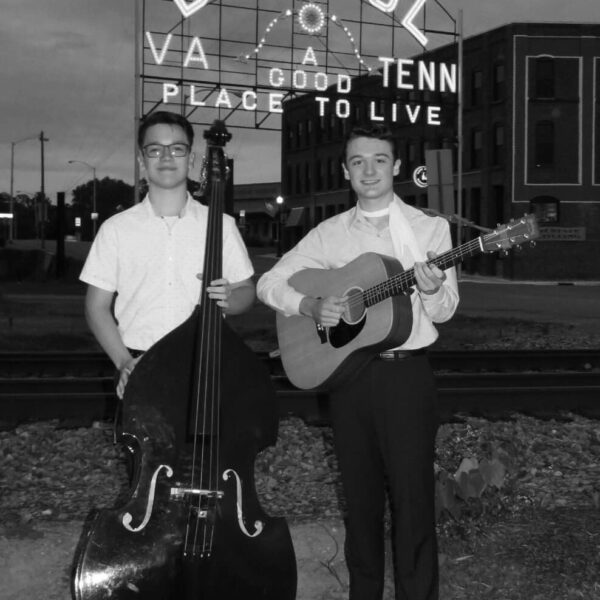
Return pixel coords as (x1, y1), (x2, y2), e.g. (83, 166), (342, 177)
(72, 312), (297, 599)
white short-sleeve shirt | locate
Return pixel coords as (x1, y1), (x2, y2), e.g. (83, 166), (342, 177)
(80, 194), (254, 351)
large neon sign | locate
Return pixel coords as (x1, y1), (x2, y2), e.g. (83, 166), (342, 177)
(145, 0), (456, 128)
(172, 0), (429, 47)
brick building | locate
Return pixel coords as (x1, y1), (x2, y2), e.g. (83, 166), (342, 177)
(279, 22), (600, 280)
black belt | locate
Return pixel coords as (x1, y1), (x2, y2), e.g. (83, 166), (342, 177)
(379, 348), (427, 360)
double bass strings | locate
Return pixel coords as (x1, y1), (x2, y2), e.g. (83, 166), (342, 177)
(185, 142), (226, 558)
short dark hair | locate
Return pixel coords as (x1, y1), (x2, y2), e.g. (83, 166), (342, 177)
(341, 123), (398, 165)
(137, 111), (195, 149)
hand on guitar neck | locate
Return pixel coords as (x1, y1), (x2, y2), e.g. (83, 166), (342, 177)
(300, 294), (349, 328)
(414, 251), (447, 296)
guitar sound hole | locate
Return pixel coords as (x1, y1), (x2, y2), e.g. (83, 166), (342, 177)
(344, 287), (365, 324)
(329, 286), (366, 349)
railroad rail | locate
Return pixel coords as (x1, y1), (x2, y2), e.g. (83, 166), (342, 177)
(1, 350), (599, 427)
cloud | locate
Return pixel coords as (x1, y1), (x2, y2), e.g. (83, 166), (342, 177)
(2, 0), (600, 199)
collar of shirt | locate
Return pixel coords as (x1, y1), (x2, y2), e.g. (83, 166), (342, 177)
(138, 193), (197, 221)
(347, 195), (425, 267)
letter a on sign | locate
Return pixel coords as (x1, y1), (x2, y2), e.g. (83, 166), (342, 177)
(173, 0), (211, 19)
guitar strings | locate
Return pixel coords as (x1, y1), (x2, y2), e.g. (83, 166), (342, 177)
(341, 237), (482, 312)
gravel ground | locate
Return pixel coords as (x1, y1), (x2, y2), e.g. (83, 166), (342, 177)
(1, 413), (599, 531)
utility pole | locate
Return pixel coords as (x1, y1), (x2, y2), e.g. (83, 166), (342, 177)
(134, 0), (142, 204)
(39, 131), (49, 249)
(9, 134), (37, 242)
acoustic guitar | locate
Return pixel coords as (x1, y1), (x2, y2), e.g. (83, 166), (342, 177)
(276, 214), (539, 391)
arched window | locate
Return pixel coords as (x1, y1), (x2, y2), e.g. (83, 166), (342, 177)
(535, 58), (555, 99)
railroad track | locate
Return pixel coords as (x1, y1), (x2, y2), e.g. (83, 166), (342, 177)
(1, 350), (599, 427)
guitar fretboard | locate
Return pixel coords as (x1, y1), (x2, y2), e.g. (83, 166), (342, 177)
(362, 236), (483, 307)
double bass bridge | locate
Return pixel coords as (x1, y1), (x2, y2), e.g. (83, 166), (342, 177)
(170, 486), (224, 518)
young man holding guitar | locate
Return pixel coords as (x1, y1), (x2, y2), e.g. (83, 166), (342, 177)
(258, 124), (459, 600)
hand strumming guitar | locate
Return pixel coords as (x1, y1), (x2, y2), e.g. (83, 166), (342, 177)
(300, 295), (349, 327)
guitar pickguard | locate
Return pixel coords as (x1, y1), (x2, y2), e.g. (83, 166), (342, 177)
(327, 313), (367, 348)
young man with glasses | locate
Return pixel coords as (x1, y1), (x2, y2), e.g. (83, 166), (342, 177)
(80, 111), (254, 398)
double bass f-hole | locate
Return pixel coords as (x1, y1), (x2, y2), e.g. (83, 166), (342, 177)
(223, 469), (264, 538)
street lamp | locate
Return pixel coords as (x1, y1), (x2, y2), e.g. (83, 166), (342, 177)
(9, 135), (38, 242)
(68, 160), (98, 238)
(275, 195), (284, 258)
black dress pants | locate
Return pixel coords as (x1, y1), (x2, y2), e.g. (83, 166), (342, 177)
(329, 355), (439, 600)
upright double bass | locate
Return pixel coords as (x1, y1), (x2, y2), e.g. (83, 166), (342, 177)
(71, 121), (297, 599)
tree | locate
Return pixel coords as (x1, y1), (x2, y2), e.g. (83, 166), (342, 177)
(71, 177), (134, 240)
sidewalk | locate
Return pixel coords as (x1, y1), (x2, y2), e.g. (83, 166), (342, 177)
(2, 519), (359, 600)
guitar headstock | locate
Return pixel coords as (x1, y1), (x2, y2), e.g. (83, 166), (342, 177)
(481, 214), (540, 253)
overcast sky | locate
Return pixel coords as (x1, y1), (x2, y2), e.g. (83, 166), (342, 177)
(1, 0), (599, 201)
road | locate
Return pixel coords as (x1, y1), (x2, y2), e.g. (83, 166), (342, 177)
(5, 239), (600, 331)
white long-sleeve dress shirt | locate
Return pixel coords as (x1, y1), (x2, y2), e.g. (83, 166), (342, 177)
(257, 195), (459, 351)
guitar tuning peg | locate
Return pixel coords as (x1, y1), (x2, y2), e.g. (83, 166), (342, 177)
(530, 240), (536, 248)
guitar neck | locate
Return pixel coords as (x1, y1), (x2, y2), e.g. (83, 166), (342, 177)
(363, 236), (484, 307)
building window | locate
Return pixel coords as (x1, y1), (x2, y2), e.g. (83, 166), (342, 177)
(316, 116), (325, 143)
(529, 196), (559, 223)
(286, 164), (293, 195)
(327, 157), (335, 190)
(596, 60), (600, 184)
(315, 205), (323, 225)
(534, 121), (554, 167)
(297, 121), (304, 147)
(535, 57), (555, 99)
(470, 128), (482, 169)
(493, 185), (504, 226)
(492, 123), (504, 166)
(492, 63), (505, 101)
(471, 70), (483, 106)
(406, 140), (416, 174)
(315, 159), (323, 191)
(469, 188), (482, 226)
(295, 164), (301, 194)
(304, 162), (311, 192)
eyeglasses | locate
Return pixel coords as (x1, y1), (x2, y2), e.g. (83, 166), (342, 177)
(142, 143), (190, 158)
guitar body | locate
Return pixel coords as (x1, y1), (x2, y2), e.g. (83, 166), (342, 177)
(276, 253), (413, 391)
